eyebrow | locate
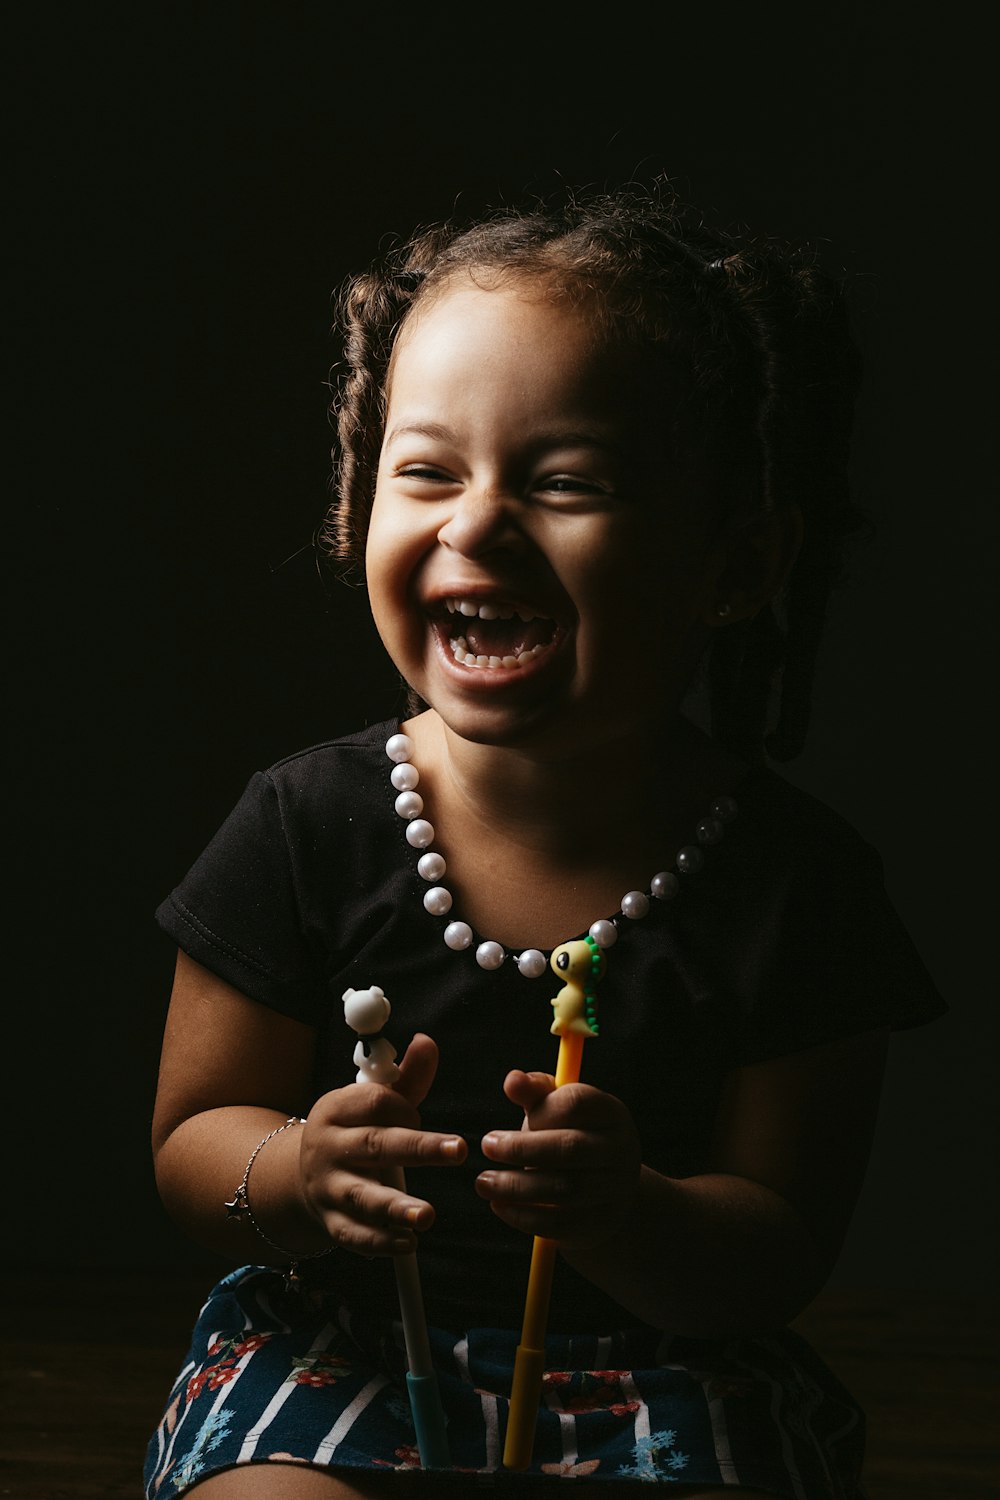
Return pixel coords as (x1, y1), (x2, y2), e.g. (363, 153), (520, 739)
(382, 422), (627, 457)
(383, 422), (458, 447)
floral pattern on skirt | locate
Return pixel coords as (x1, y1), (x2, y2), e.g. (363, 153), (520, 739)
(144, 1266), (867, 1496)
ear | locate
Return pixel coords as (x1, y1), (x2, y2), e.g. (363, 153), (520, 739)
(703, 505), (803, 626)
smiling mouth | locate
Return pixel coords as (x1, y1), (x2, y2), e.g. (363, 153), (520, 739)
(438, 597), (559, 670)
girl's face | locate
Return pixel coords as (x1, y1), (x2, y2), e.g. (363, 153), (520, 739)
(366, 277), (725, 755)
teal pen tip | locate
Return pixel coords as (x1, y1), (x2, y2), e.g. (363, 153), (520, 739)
(405, 1371), (451, 1470)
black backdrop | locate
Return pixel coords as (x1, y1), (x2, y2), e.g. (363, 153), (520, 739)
(10, 5), (994, 1291)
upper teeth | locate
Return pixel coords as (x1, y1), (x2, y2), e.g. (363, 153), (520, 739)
(445, 598), (539, 622)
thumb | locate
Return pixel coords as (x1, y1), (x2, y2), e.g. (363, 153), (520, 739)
(503, 1068), (557, 1118)
(394, 1032), (439, 1108)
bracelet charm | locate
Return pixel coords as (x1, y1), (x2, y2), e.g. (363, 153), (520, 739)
(224, 1116), (332, 1286)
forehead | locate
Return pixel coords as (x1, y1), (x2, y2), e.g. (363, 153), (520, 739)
(395, 275), (599, 358)
(386, 276), (663, 424)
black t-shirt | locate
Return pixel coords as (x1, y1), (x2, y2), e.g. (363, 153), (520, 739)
(157, 718), (945, 1333)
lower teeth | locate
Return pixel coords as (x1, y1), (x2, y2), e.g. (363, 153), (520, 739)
(449, 635), (550, 669)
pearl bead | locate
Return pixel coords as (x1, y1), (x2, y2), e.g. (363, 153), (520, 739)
(389, 731), (733, 976)
(621, 890), (650, 920)
(651, 871), (679, 900)
(394, 790), (424, 820)
(423, 886), (453, 916)
(589, 919), (618, 949)
(390, 762), (419, 792)
(443, 921), (473, 951)
(476, 941), (505, 970)
(516, 948), (547, 977)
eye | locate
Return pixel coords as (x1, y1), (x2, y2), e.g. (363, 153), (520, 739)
(390, 463), (463, 497)
(538, 474), (604, 495)
(534, 473), (617, 511)
(396, 464), (453, 483)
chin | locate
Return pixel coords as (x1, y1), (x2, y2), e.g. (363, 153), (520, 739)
(432, 689), (621, 762)
(436, 702), (559, 751)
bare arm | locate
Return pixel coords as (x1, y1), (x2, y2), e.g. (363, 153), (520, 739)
(477, 1026), (889, 1336)
(152, 951), (466, 1266)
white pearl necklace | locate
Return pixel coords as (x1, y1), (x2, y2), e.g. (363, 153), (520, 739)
(386, 732), (737, 977)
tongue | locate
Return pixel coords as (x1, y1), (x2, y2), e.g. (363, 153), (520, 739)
(462, 616), (555, 657)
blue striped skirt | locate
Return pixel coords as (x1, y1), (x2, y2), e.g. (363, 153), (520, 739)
(144, 1266), (866, 1496)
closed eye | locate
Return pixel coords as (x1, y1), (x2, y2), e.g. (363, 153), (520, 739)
(534, 474), (617, 508)
(539, 475), (606, 494)
(395, 465), (456, 485)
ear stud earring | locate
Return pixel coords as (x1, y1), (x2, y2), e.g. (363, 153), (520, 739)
(715, 603), (732, 619)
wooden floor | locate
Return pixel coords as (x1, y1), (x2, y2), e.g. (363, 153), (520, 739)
(2, 1272), (996, 1498)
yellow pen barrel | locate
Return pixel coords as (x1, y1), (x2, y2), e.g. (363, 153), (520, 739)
(503, 1031), (586, 1470)
(504, 1237), (556, 1469)
(504, 1343), (548, 1469)
(554, 1031), (584, 1088)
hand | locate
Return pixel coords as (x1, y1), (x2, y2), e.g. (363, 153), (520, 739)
(476, 1069), (642, 1246)
(299, 1033), (467, 1256)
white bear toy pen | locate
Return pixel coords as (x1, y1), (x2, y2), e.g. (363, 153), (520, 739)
(343, 985), (399, 1086)
(341, 986), (450, 1469)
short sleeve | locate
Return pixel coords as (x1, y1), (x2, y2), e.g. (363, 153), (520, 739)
(730, 818), (947, 1066)
(156, 770), (328, 1024)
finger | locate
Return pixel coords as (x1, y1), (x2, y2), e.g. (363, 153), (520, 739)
(321, 1210), (420, 1258)
(502, 1069), (556, 1114)
(480, 1127), (616, 1170)
(486, 1197), (591, 1241)
(394, 1032), (440, 1108)
(311, 1083), (423, 1131)
(505, 1079), (633, 1132)
(476, 1166), (629, 1218)
(337, 1124), (467, 1170)
(475, 1168), (574, 1204)
(317, 1171), (436, 1234)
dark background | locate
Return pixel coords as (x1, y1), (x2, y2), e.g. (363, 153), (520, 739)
(10, 5), (994, 1292)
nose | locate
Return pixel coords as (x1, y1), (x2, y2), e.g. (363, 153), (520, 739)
(436, 486), (524, 560)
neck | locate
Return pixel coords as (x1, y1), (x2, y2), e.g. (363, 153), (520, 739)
(405, 708), (731, 861)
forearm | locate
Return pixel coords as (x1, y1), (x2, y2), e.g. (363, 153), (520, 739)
(561, 1166), (828, 1338)
(155, 1106), (331, 1266)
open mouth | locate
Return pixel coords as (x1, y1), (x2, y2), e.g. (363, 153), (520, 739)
(438, 597), (559, 670)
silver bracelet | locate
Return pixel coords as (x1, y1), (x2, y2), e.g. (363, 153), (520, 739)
(224, 1117), (332, 1282)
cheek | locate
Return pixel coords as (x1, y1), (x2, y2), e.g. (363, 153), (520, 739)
(365, 501), (409, 598)
(578, 531), (711, 665)
(366, 483), (436, 576)
(364, 515), (429, 665)
(363, 490), (390, 569)
(363, 530), (400, 637)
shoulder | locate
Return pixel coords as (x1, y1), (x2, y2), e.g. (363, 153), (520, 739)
(694, 766), (889, 985)
(181, 719), (400, 871)
(734, 765), (882, 875)
(265, 718), (397, 780)
(258, 719), (398, 812)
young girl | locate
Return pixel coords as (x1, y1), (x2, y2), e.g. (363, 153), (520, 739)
(145, 186), (945, 1499)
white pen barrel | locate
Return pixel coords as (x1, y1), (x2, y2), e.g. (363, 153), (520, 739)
(387, 1165), (434, 1376)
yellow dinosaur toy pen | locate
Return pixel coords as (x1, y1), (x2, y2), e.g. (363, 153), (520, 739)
(503, 934), (606, 1471)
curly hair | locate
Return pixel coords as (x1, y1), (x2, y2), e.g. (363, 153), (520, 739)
(319, 185), (865, 762)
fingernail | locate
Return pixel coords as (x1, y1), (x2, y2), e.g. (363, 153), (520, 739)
(440, 1137), (464, 1159)
(482, 1133), (502, 1151)
(477, 1171), (497, 1187)
(402, 1205), (423, 1226)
